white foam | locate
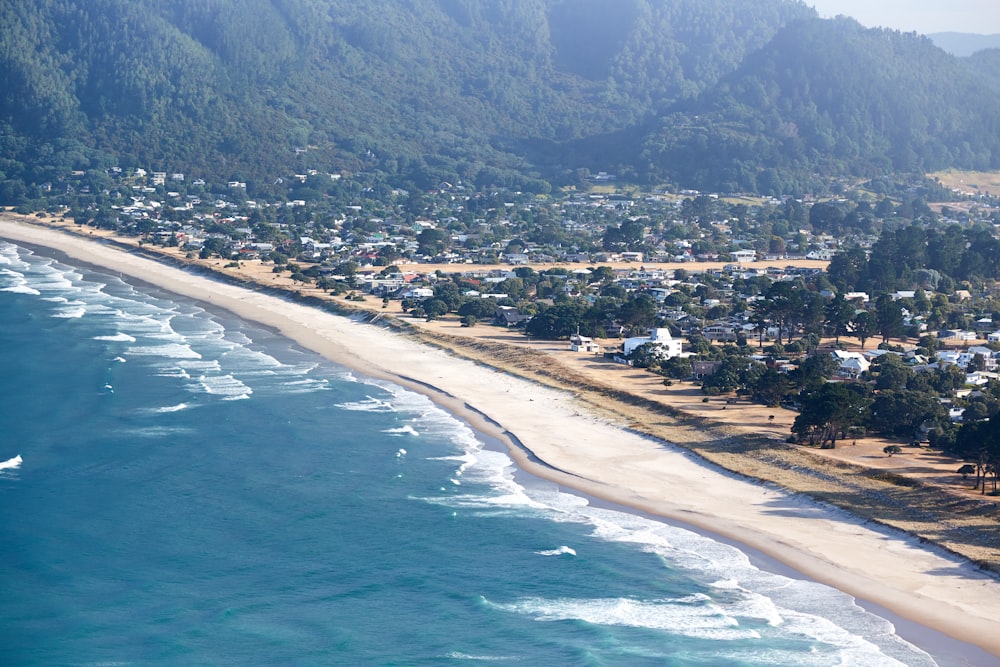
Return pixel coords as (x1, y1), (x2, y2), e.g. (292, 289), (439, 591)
(127, 343), (202, 360)
(189, 374), (252, 400)
(422, 433), (932, 665)
(154, 403), (189, 413)
(51, 305), (86, 318)
(94, 333), (138, 343)
(336, 396), (395, 412)
(129, 426), (195, 438)
(1, 284), (41, 296)
(383, 425), (420, 437)
(0, 454), (22, 471)
(485, 595), (758, 641)
(280, 378), (330, 393)
(536, 546), (576, 557)
(443, 652), (516, 662)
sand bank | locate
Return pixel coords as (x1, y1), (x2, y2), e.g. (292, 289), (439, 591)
(2, 216), (999, 661)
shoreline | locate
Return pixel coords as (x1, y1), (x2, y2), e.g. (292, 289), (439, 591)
(3, 217), (1000, 662)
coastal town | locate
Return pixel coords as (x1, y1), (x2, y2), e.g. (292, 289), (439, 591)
(8, 163), (1000, 662)
(16, 164), (1000, 499)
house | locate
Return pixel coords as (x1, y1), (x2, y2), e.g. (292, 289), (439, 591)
(400, 287), (434, 300)
(569, 334), (602, 354)
(937, 329), (977, 342)
(731, 249), (757, 263)
(844, 292), (870, 303)
(833, 350), (870, 378)
(692, 360), (723, 378)
(495, 306), (529, 328)
(703, 324), (737, 341)
(623, 328), (683, 359)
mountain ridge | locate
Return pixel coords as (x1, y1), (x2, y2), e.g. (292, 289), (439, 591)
(1, 0), (998, 201)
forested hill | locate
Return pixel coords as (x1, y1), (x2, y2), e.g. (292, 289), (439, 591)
(1, 1), (999, 200)
(634, 17), (1000, 194)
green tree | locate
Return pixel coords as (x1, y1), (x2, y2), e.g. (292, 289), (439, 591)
(617, 293), (658, 333)
(868, 390), (947, 440)
(788, 352), (840, 391)
(417, 228), (449, 256)
(792, 382), (872, 448)
(457, 299), (498, 320)
(525, 303), (585, 340)
(870, 354), (915, 392)
(824, 293), (856, 343)
(422, 298), (449, 320)
(750, 367), (790, 407)
(851, 311), (878, 349)
(629, 342), (668, 370)
(875, 294), (905, 344)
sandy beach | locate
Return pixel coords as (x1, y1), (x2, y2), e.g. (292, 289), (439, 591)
(3, 216), (1000, 662)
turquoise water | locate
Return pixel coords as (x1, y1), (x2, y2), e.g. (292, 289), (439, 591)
(0, 241), (956, 665)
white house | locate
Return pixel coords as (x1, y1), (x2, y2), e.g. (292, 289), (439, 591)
(833, 350), (870, 378)
(703, 324), (737, 341)
(401, 287), (434, 300)
(569, 334), (602, 354)
(623, 328), (683, 359)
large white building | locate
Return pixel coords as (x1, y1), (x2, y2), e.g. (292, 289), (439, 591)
(623, 328), (683, 359)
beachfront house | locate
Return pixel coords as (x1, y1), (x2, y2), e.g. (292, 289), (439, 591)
(623, 328), (682, 359)
(569, 334), (602, 354)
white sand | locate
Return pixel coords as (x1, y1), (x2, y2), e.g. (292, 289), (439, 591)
(3, 216), (1000, 659)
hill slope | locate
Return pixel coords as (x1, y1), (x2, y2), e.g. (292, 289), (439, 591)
(635, 18), (1000, 194)
(2, 2), (1000, 199)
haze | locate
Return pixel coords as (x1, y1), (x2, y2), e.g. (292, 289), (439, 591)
(809, 0), (1000, 34)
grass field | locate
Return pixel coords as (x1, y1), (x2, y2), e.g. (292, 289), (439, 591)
(930, 169), (1000, 197)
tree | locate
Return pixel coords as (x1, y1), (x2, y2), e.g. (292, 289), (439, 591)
(824, 293), (856, 343)
(809, 201), (845, 233)
(417, 228), (449, 256)
(761, 280), (802, 345)
(661, 355), (694, 379)
(617, 293), (658, 333)
(868, 390), (947, 439)
(792, 382), (871, 448)
(457, 299), (498, 320)
(851, 311), (877, 349)
(422, 298), (449, 320)
(870, 354), (915, 392)
(750, 367), (790, 407)
(875, 294), (905, 344)
(525, 303), (585, 339)
(629, 342), (668, 370)
(788, 352), (840, 391)
(701, 355), (761, 395)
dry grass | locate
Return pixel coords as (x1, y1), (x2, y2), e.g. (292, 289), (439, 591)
(930, 169), (1000, 197)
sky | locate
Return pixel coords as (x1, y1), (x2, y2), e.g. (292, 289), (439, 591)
(808, 0), (1000, 35)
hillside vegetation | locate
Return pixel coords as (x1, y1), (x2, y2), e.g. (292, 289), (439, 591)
(1, 0), (999, 198)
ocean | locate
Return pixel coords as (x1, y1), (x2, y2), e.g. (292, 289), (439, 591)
(0, 240), (962, 666)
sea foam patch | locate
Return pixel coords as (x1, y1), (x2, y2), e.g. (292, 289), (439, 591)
(0, 454), (23, 471)
(484, 595), (757, 641)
